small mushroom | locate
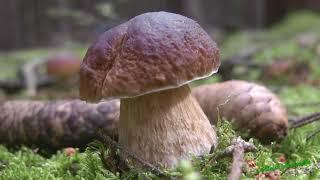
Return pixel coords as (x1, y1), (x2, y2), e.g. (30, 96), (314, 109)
(46, 52), (81, 79)
(79, 12), (220, 168)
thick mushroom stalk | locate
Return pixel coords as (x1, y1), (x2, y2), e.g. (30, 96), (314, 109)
(120, 85), (217, 168)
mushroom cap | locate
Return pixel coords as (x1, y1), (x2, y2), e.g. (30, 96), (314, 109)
(80, 11), (220, 101)
(46, 52), (81, 78)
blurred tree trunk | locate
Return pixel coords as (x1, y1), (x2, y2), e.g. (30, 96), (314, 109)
(183, 0), (205, 25)
(165, 0), (183, 14)
(57, 0), (71, 44)
(0, 0), (20, 49)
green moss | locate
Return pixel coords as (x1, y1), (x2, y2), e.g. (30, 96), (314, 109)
(280, 85), (320, 115)
(269, 11), (320, 38)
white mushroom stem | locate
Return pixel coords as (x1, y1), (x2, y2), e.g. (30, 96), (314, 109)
(119, 84), (217, 168)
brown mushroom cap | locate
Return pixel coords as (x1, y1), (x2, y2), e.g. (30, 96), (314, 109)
(46, 52), (81, 78)
(80, 11), (220, 101)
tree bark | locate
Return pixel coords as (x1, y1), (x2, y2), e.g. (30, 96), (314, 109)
(0, 99), (119, 149)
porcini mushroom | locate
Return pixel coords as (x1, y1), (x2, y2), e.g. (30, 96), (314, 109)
(79, 12), (220, 168)
(46, 52), (81, 79)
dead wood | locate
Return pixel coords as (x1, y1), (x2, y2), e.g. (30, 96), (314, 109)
(225, 137), (256, 180)
(209, 137), (256, 163)
(228, 144), (244, 180)
(289, 112), (320, 128)
(0, 100), (119, 149)
(208, 137), (256, 180)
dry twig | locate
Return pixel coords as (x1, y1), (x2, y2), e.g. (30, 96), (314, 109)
(207, 137), (256, 180)
(228, 144), (244, 180)
(218, 138), (256, 160)
(289, 112), (320, 128)
(227, 137), (256, 180)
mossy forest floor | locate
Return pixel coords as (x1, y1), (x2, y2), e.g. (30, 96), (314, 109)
(0, 11), (320, 179)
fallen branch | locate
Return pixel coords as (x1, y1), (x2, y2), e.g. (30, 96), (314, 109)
(207, 136), (256, 180)
(289, 112), (320, 129)
(228, 143), (244, 180)
(0, 100), (119, 149)
(209, 137), (256, 164)
(221, 138), (256, 160)
(222, 137), (257, 180)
